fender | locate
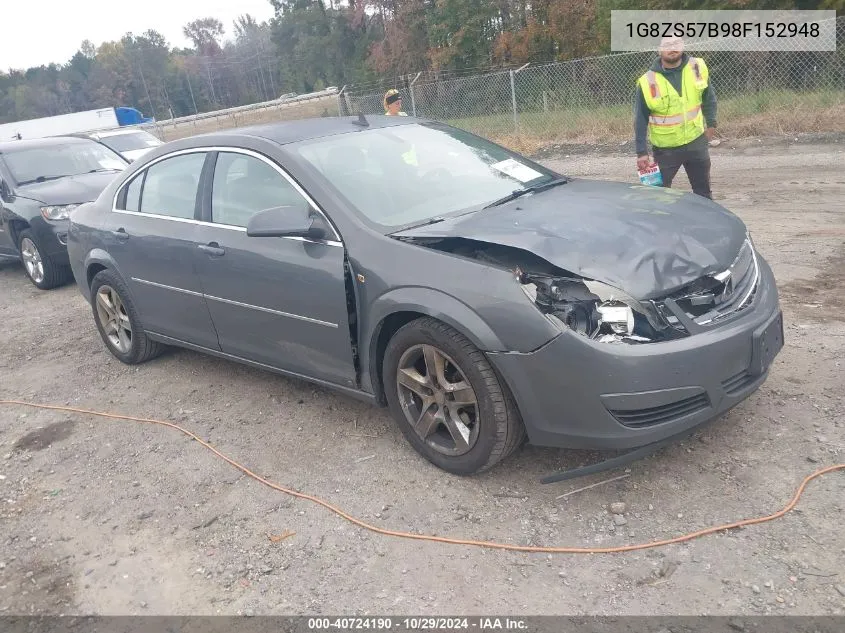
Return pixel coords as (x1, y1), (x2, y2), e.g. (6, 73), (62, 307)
(81, 249), (123, 301)
(360, 286), (509, 397)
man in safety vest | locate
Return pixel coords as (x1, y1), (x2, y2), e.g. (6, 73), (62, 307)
(634, 36), (717, 199)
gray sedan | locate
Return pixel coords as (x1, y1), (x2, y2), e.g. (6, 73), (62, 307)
(66, 116), (784, 476)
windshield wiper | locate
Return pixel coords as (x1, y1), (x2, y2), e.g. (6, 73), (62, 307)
(397, 216), (446, 231)
(18, 169), (118, 185)
(483, 177), (568, 209)
(17, 174), (73, 185)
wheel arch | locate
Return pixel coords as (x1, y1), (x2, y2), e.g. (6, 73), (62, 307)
(363, 287), (507, 407)
(81, 249), (124, 301)
(8, 219), (30, 248)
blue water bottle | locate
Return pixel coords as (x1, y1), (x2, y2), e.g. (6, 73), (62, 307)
(638, 163), (663, 187)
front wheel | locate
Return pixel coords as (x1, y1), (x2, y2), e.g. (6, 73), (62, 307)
(90, 269), (164, 365)
(18, 230), (71, 290)
(383, 317), (525, 475)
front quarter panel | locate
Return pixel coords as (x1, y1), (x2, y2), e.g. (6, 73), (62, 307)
(354, 235), (563, 394)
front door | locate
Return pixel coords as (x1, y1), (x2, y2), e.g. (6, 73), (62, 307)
(192, 149), (357, 388)
(0, 161), (19, 257)
(106, 150), (220, 350)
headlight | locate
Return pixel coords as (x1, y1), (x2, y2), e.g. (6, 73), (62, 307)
(40, 204), (79, 220)
(596, 302), (634, 335)
(517, 269), (680, 344)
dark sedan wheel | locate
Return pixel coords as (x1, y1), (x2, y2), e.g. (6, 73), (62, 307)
(383, 317), (525, 475)
(18, 230), (70, 290)
(90, 269), (164, 365)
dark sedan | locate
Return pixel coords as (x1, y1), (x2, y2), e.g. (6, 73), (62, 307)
(0, 136), (129, 289)
(66, 116), (784, 475)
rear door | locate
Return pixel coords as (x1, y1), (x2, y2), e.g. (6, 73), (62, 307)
(191, 149), (357, 388)
(105, 150), (220, 350)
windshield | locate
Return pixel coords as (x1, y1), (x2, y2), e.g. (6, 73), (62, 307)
(291, 122), (559, 230)
(4, 142), (127, 185)
(99, 131), (162, 153)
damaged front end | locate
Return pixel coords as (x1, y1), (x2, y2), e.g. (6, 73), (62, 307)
(395, 232), (761, 346)
(517, 270), (681, 345)
(519, 235), (760, 345)
(656, 236), (760, 334)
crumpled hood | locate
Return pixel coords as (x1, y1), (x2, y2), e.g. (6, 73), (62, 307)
(393, 178), (748, 301)
(14, 171), (120, 206)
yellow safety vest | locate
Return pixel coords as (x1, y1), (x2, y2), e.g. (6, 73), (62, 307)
(638, 57), (709, 149)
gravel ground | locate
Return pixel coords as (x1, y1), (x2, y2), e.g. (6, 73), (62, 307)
(0, 139), (843, 616)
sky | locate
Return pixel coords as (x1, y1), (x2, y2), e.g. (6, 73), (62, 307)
(1, 0), (277, 71)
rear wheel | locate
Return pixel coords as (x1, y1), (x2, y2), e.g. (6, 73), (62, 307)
(18, 230), (70, 290)
(383, 317), (525, 475)
(90, 269), (164, 364)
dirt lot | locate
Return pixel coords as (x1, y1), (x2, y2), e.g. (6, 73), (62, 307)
(0, 139), (843, 617)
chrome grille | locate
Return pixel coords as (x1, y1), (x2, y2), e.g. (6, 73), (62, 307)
(661, 237), (760, 330)
(704, 238), (758, 322)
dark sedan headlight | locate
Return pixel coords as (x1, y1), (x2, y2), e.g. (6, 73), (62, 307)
(517, 270), (680, 344)
(40, 204), (80, 220)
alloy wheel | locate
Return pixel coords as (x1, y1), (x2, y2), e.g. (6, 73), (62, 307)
(396, 344), (480, 456)
(20, 238), (44, 284)
(95, 285), (133, 353)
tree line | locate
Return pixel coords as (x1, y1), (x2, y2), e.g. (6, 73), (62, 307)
(1, 0), (841, 124)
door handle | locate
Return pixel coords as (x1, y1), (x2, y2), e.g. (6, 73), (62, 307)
(197, 242), (225, 257)
(111, 228), (130, 242)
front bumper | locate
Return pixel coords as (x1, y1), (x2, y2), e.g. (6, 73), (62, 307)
(487, 256), (784, 450)
(30, 218), (70, 264)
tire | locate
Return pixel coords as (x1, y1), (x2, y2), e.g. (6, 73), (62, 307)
(383, 317), (525, 475)
(90, 268), (164, 365)
(18, 230), (71, 290)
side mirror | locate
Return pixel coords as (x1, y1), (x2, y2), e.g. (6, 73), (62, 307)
(246, 204), (328, 241)
(0, 180), (12, 203)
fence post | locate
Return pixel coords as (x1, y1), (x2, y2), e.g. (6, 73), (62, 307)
(409, 71), (422, 117)
(336, 85), (347, 116)
(510, 70), (517, 131)
(510, 63), (530, 133)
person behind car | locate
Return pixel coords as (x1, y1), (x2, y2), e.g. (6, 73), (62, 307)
(634, 35), (717, 199)
(383, 89), (407, 116)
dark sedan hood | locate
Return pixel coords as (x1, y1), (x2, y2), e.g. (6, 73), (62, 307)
(14, 171), (120, 205)
(393, 178), (748, 300)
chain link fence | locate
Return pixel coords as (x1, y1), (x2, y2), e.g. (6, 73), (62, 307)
(339, 16), (845, 151)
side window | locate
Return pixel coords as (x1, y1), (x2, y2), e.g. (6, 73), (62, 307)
(138, 152), (206, 219)
(211, 152), (310, 228)
(122, 173), (143, 212)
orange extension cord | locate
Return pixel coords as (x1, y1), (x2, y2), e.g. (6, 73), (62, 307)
(2, 399), (842, 555)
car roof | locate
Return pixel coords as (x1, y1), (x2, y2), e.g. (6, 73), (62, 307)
(0, 135), (96, 153)
(192, 114), (428, 147)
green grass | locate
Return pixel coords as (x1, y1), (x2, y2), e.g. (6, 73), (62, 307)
(445, 89), (845, 152)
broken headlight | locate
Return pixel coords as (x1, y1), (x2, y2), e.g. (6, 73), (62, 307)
(518, 270), (680, 344)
